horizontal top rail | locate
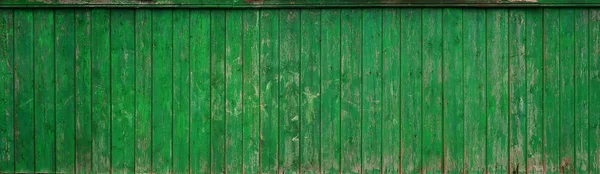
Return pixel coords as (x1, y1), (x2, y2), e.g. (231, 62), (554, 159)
(1, 0), (600, 7)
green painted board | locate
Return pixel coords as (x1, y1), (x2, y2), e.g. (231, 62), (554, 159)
(0, 8), (597, 173)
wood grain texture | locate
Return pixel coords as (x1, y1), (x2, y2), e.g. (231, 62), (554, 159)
(0, 9), (14, 174)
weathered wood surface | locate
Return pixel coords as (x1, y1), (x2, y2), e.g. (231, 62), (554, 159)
(0, 8), (598, 173)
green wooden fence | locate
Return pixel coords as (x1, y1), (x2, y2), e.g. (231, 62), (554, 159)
(0, 8), (599, 173)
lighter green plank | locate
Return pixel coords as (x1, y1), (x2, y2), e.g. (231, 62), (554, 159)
(442, 8), (464, 174)
(590, 9), (600, 174)
(152, 9), (173, 173)
(486, 8), (509, 173)
(320, 8), (341, 174)
(33, 9), (55, 173)
(524, 8), (544, 173)
(279, 9), (301, 173)
(381, 8), (400, 174)
(508, 8), (527, 174)
(463, 8), (486, 173)
(173, 9), (190, 174)
(300, 9), (321, 173)
(210, 9), (226, 174)
(75, 9), (92, 174)
(91, 9), (111, 173)
(134, 8), (152, 173)
(14, 9), (34, 173)
(574, 8), (590, 174)
(190, 9), (211, 173)
(259, 9), (280, 173)
(225, 9), (243, 174)
(242, 9), (260, 174)
(55, 9), (76, 173)
(0, 9), (14, 174)
(110, 9), (135, 173)
(361, 8), (382, 174)
(400, 8), (422, 174)
(559, 8), (576, 174)
(422, 8), (443, 174)
(340, 8), (362, 174)
(543, 8), (561, 173)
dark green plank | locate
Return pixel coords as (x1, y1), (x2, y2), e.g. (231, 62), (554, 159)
(14, 9), (34, 173)
(381, 8), (400, 174)
(442, 8), (464, 174)
(508, 8), (527, 174)
(400, 8), (422, 174)
(486, 8), (509, 173)
(340, 8), (361, 174)
(242, 9), (260, 174)
(55, 9), (76, 173)
(320, 8), (341, 174)
(524, 8), (544, 173)
(152, 9), (173, 174)
(361, 8), (382, 174)
(559, 8), (576, 174)
(75, 9), (92, 173)
(300, 8), (321, 174)
(210, 9), (226, 174)
(574, 8), (590, 174)
(225, 9), (243, 174)
(259, 9), (279, 173)
(279, 9), (301, 173)
(590, 9), (600, 174)
(190, 9), (211, 173)
(543, 8), (561, 173)
(33, 9), (55, 173)
(134, 8), (152, 173)
(463, 8), (486, 173)
(422, 8), (443, 174)
(110, 9), (135, 173)
(173, 9), (190, 174)
(91, 9), (111, 173)
(0, 9), (14, 174)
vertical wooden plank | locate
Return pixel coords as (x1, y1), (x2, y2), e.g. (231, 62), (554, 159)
(55, 9), (76, 173)
(173, 9), (190, 174)
(442, 8), (464, 174)
(134, 8), (152, 173)
(259, 9), (279, 173)
(0, 9), (14, 174)
(242, 9), (260, 174)
(574, 8), (590, 174)
(210, 9), (226, 174)
(14, 9), (35, 173)
(33, 9), (55, 173)
(320, 8), (341, 174)
(400, 8), (422, 174)
(486, 8), (509, 173)
(279, 9), (301, 173)
(381, 8), (400, 174)
(152, 9), (173, 174)
(190, 9), (211, 173)
(422, 8), (443, 174)
(110, 9), (135, 173)
(543, 8), (561, 173)
(590, 9), (600, 174)
(508, 8), (527, 174)
(525, 8), (544, 173)
(340, 8), (361, 174)
(559, 8), (576, 174)
(463, 8), (486, 173)
(225, 9), (243, 174)
(91, 9), (111, 173)
(361, 8), (382, 174)
(300, 9), (321, 173)
(74, 9), (92, 173)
